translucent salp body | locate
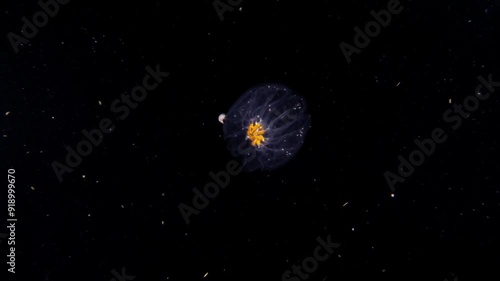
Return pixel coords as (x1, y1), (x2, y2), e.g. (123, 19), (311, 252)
(222, 84), (311, 172)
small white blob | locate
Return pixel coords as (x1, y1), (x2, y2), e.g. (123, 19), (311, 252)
(218, 113), (226, 124)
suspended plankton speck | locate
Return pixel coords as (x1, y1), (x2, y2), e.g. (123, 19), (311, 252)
(218, 113), (226, 124)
